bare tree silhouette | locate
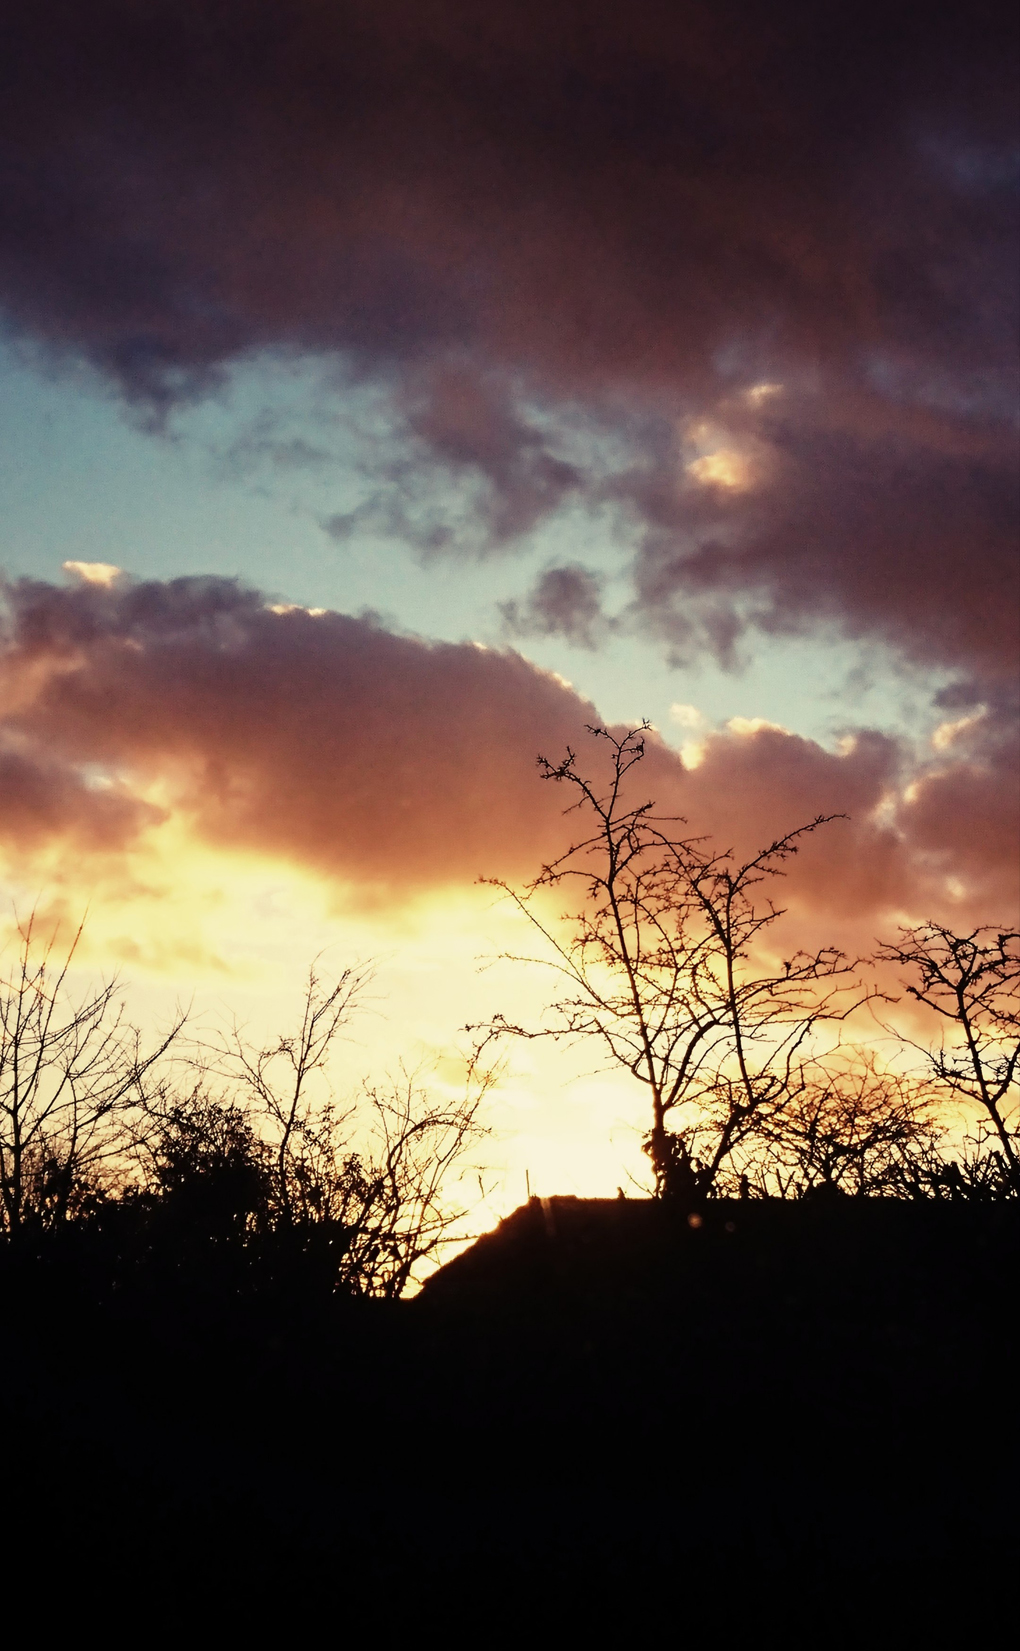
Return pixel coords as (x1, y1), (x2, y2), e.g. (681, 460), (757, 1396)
(876, 923), (1019, 1193)
(208, 959), (372, 1230)
(473, 725), (866, 1201)
(0, 912), (184, 1235)
(151, 962), (496, 1294)
(744, 1050), (941, 1199)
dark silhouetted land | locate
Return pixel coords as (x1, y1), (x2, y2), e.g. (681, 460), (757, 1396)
(4, 1196), (1015, 1631)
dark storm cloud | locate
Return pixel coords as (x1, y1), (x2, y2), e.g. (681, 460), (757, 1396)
(0, 2), (1016, 669)
(320, 365), (584, 553)
(620, 390), (1020, 672)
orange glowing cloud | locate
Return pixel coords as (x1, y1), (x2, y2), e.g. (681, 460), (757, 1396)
(0, 576), (1015, 936)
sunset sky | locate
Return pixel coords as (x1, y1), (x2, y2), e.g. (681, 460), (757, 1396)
(0, 2), (1016, 1208)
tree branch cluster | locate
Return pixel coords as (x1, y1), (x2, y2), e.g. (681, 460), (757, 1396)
(0, 935), (491, 1296)
(475, 726), (1018, 1206)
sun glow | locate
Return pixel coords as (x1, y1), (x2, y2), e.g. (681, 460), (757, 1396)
(0, 818), (655, 1220)
(686, 448), (753, 490)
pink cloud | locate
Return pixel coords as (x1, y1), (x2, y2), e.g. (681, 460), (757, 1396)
(1, 578), (1015, 932)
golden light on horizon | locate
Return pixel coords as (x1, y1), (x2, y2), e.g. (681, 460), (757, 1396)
(0, 817), (659, 1221)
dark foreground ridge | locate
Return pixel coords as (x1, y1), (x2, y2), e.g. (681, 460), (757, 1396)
(6, 1196), (1016, 1629)
(421, 1189), (1012, 1306)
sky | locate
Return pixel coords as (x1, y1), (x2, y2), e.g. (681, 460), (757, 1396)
(0, 1), (1017, 1209)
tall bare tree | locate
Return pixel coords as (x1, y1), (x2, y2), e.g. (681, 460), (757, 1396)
(476, 725), (866, 1200)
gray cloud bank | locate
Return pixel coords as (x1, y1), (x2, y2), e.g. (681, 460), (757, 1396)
(0, 2), (1015, 679)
